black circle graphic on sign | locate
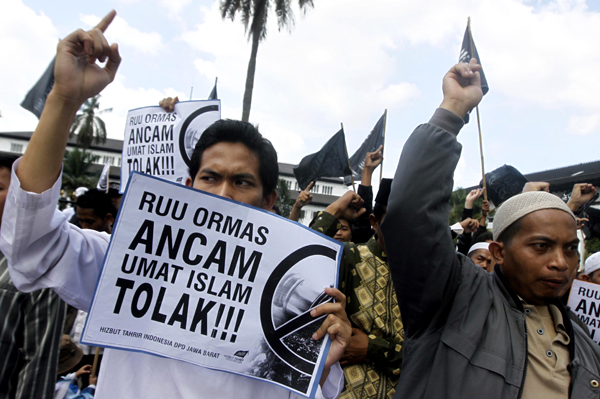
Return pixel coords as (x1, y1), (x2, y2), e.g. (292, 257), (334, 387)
(260, 244), (337, 375)
(178, 104), (220, 167)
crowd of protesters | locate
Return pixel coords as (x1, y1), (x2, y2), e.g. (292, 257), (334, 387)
(2, 9), (600, 399)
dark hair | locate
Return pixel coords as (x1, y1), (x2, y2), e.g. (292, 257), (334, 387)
(188, 120), (278, 198)
(497, 218), (523, 246)
(475, 231), (493, 243)
(271, 204), (281, 216)
(76, 189), (117, 219)
(373, 203), (387, 223)
(0, 153), (19, 170)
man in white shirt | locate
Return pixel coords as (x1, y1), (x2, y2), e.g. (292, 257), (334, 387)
(0, 10), (353, 399)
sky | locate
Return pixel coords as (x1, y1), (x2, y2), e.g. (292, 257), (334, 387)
(1, 0), (600, 190)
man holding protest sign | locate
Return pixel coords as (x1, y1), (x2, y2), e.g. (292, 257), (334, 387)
(382, 58), (600, 398)
(0, 10), (352, 399)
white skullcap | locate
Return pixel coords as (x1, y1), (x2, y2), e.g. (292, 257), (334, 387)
(585, 252), (600, 276)
(74, 187), (89, 197)
(492, 191), (575, 241)
(468, 242), (490, 256)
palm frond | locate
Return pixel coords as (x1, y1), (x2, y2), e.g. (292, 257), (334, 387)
(275, 0), (293, 31)
(93, 117), (107, 145)
(68, 95), (107, 150)
(298, 0), (314, 15)
(250, 0), (269, 40)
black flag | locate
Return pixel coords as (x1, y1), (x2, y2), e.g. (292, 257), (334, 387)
(343, 113), (385, 185)
(21, 58), (55, 118)
(479, 165), (527, 207)
(459, 24), (489, 95)
(293, 129), (352, 190)
(208, 78), (218, 100)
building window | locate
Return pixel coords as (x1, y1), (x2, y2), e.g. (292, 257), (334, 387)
(322, 186), (332, 195)
(102, 156), (116, 165)
(294, 182), (298, 191)
(10, 143), (23, 153)
(300, 210), (305, 220)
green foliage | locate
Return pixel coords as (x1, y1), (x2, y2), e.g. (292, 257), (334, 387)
(449, 188), (485, 225)
(586, 237), (600, 258)
(220, 0), (314, 41)
(275, 178), (294, 218)
(62, 148), (99, 194)
(70, 96), (107, 150)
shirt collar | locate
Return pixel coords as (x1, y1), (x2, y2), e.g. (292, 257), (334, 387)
(518, 297), (569, 343)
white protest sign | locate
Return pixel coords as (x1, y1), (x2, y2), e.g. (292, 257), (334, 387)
(120, 100), (221, 193)
(568, 279), (600, 343)
(82, 172), (342, 397)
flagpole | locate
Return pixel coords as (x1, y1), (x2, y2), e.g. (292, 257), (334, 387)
(91, 347), (100, 377)
(380, 109), (388, 185)
(468, 17), (488, 202)
(189, 75), (194, 101)
(342, 123), (356, 193)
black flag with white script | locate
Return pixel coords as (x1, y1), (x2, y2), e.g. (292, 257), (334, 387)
(479, 164), (527, 207)
(21, 58), (55, 119)
(293, 129), (352, 190)
(459, 25), (489, 95)
(343, 113), (385, 185)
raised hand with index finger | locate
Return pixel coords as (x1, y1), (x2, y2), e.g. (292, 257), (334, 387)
(53, 10), (121, 106)
(295, 181), (314, 208)
(364, 145), (383, 171)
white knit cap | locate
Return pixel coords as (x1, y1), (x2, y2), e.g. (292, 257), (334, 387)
(74, 187), (89, 197)
(492, 191), (575, 241)
(468, 242), (490, 256)
(585, 252), (600, 276)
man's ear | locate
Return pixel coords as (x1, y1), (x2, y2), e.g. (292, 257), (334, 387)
(262, 190), (277, 211)
(580, 274), (590, 282)
(369, 214), (379, 231)
(488, 241), (505, 265)
(105, 214), (115, 232)
(185, 177), (193, 187)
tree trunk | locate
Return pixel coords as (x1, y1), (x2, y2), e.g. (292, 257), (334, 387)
(242, 31), (261, 122)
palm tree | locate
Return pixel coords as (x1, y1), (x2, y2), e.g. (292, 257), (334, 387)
(62, 148), (99, 194)
(221, 0), (314, 122)
(70, 95), (107, 150)
(275, 178), (295, 217)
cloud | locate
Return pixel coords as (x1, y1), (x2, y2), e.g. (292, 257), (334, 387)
(80, 14), (164, 56)
(451, 0), (600, 121)
(193, 59), (219, 82)
(180, 2), (422, 163)
(96, 75), (186, 140)
(158, 0), (192, 18)
(567, 114), (600, 135)
(0, 0), (59, 132)
(379, 83), (420, 106)
(3, 0), (600, 191)
(173, 0), (600, 177)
